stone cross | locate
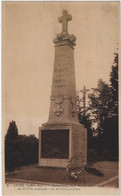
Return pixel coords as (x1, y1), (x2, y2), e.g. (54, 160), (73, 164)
(58, 10), (72, 33)
(80, 86), (89, 116)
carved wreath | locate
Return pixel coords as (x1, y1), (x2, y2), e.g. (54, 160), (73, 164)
(53, 97), (64, 116)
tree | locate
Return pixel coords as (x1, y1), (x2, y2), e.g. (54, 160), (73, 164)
(5, 120), (39, 172)
(102, 53), (118, 160)
(5, 121), (20, 172)
(78, 106), (92, 138)
(5, 121), (18, 141)
(88, 79), (111, 135)
(88, 53), (118, 160)
(109, 53), (118, 117)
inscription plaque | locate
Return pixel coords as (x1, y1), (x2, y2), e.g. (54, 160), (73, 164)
(41, 129), (69, 159)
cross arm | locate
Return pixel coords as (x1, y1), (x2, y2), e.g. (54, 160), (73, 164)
(67, 14), (72, 21)
(58, 16), (62, 23)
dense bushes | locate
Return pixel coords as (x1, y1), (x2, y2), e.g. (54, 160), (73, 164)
(5, 121), (39, 172)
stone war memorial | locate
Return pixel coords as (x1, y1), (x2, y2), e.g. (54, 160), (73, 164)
(39, 10), (87, 168)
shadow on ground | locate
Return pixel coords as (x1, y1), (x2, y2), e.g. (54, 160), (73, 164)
(85, 167), (104, 177)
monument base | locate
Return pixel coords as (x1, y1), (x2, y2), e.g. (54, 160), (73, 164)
(38, 122), (87, 168)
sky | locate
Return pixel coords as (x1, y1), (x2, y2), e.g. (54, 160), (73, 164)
(2, 1), (120, 138)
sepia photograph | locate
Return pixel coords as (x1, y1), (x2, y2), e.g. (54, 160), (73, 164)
(2, 1), (120, 195)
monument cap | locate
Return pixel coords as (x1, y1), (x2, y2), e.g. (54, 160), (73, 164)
(54, 10), (76, 47)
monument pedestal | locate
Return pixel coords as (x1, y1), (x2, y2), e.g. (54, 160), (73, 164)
(38, 10), (87, 168)
(39, 122), (87, 168)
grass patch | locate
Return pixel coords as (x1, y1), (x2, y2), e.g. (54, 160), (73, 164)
(5, 161), (118, 187)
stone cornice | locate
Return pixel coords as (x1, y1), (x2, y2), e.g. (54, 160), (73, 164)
(53, 32), (76, 48)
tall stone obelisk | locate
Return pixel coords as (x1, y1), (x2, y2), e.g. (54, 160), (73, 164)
(39, 10), (87, 168)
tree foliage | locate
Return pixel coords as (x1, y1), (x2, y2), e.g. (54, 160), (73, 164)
(109, 53), (118, 117)
(88, 53), (118, 161)
(16, 134), (39, 165)
(5, 121), (18, 140)
(78, 106), (92, 138)
(88, 79), (111, 135)
(5, 121), (39, 172)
